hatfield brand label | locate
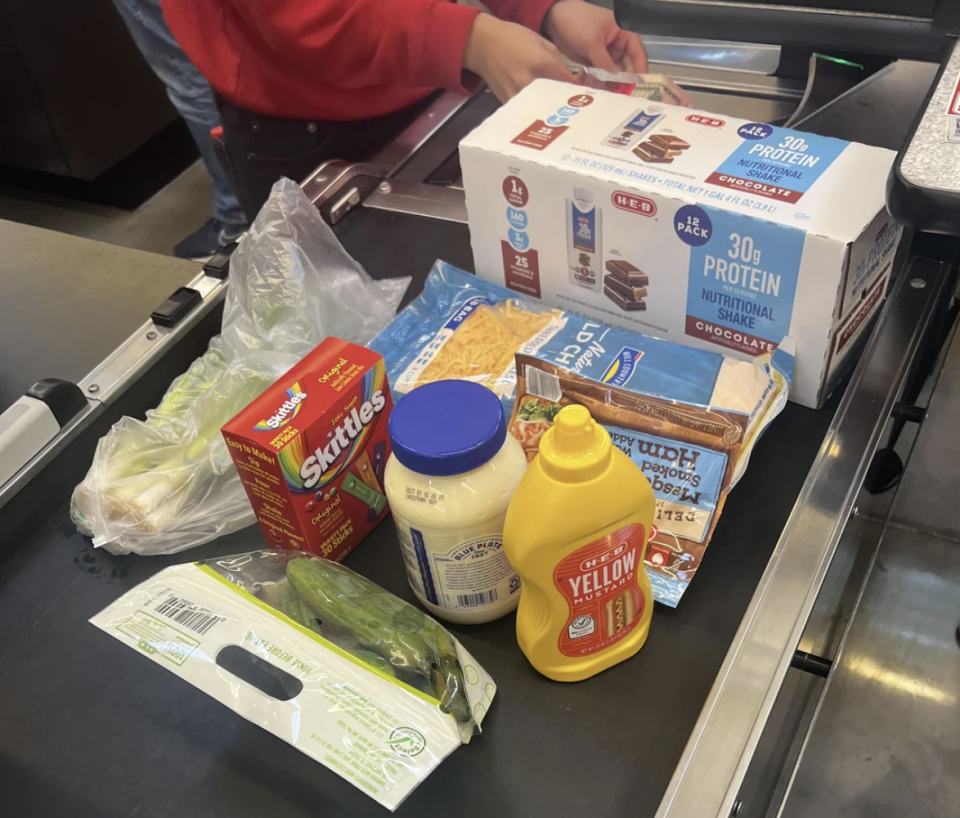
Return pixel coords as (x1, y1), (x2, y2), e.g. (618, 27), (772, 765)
(461, 79), (903, 408)
(554, 524), (647, 657)
(223, 339), (392, 561)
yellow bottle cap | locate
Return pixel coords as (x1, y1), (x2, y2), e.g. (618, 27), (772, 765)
(538, 405), (611, 482)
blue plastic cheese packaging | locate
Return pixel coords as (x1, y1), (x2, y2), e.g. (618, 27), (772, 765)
(91, 550), (496, 810)
(371, 261), (793, 605)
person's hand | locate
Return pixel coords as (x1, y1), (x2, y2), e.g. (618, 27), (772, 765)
(543, 0), (648, 74)
(464, 13), (575, 102)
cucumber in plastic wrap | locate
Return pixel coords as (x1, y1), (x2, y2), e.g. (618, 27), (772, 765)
(204, 550), (476, 730)
(286, 557), (470, 725)
(270, 577), (397, 678)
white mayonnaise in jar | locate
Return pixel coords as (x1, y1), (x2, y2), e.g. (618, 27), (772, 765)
(384, 380), (526, 624)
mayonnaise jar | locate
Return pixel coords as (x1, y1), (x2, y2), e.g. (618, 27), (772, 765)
(384, 380), (527, 624)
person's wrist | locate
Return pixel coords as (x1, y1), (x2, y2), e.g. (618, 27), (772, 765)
(464, 13), (498, 75)
(542, 0), (573, 41)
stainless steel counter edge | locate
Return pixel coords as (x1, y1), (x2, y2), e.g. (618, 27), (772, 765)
(0, 269), (227, 512)
(655, 258), (950, 818)
(364, 180), (469, 224)
(373, 88), (478, 177)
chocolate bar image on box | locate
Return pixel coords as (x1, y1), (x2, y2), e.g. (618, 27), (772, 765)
(633, 143), (674, 164)
(604, 285), (647, 311)
(605, 275), (647, 302)
(637, 140), (671, 159)
(649, 134), (691, 151)
(605, 260), (649, 287)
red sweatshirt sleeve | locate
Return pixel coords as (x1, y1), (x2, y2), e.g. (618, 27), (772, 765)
(230, 0), (482, 94)
(486, 0), (559, 33)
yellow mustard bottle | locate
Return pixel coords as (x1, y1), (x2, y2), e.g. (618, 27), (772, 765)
(503, 405), (655, 682)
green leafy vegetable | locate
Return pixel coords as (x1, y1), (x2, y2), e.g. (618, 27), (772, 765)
(518, 398), (563, 422)
(286, 557), (468, 720)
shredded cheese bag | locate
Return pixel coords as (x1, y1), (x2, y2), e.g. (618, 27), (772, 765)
(371, 261), (564, 406)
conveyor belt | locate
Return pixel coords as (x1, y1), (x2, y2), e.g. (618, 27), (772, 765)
(0, 237), (838, 818)
(0, 204), (944, 818)
(0, 222), (227, 536)
(337, 207), (474, 290)
(0, 220), (200, 413)
(0, 240), (944, 818)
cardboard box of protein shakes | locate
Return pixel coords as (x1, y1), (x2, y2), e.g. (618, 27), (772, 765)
(460, 79), (903, 407)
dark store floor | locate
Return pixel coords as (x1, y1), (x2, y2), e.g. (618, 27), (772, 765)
(0, 161), (211, 257)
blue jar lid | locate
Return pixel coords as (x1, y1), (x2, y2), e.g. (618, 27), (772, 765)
(388, 380), (507, 477)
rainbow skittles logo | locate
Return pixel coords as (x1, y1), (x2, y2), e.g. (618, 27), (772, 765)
(253, 382), (307, 431)
(279, 361), (388, 492)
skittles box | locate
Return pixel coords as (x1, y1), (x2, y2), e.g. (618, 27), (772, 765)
(223, 338), (393, 561)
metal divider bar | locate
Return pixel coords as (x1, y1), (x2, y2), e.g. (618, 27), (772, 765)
(656, 256), (950, 818)
(299, 90), (478, 220)
(78, 272), (226, 406)
(372, 88), (478, 177)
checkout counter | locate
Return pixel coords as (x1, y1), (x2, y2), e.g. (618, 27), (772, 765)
(1, 2), (958, 817)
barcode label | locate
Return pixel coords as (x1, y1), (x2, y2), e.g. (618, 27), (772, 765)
(525, 367), (562, 402)
(155, 595), (224, 636)
(456, 588), (500, 608)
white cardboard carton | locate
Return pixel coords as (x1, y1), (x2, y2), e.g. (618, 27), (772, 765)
(461, 80), (903, 407)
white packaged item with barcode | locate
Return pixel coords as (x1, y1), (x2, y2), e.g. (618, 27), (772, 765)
(384, 379), (527, 625)
(460, 79), (904, 407)
(91, 549), (497, 811)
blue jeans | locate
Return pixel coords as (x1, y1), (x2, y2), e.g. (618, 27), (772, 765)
(112, 0), (247, 226)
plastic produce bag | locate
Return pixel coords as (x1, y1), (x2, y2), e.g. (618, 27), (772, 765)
(90, 549), (496, 810)
(72, 178), (407, 555)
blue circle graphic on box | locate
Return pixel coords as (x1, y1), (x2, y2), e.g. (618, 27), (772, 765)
(508, 229), (529, 251)
(557, 106), (579, 117)
(506, 207), (528, 230)
(546, 115), (569, 127)
(675, 205), (712, 247)
(738, 123), (773, 140)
